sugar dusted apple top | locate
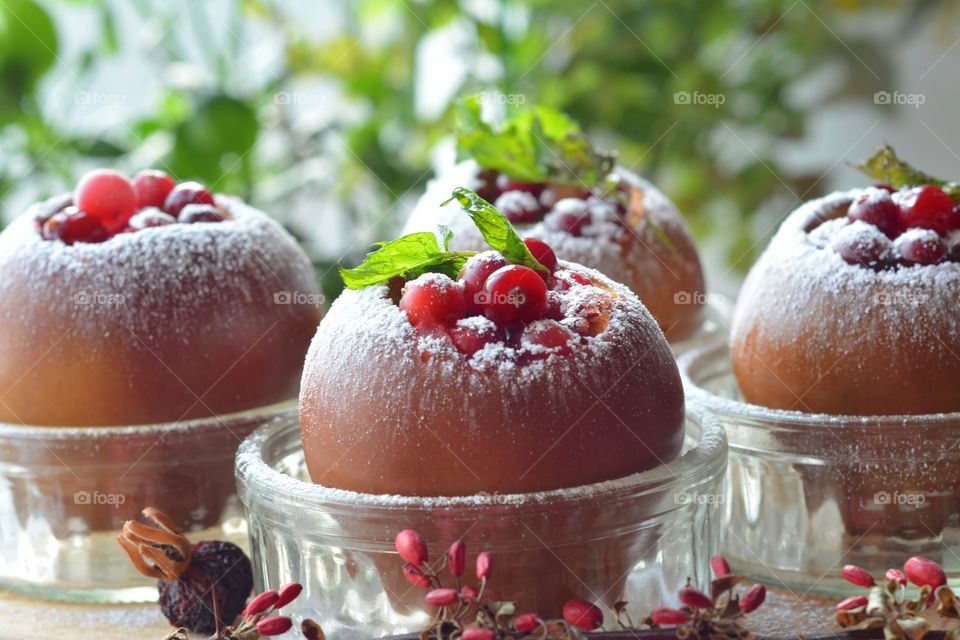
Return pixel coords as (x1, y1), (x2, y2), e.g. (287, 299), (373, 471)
(0, 169), (323, 426)
(401, 97), (705, 340)
(299, 188), (685, 496)
(730, 147), (960, 415)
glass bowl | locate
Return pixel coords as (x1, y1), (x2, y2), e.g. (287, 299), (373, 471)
(679, 342), (960, 595)
(0, 401), (295, 603)
(236, 408), (727, 640)
(670, 295), (733, 356)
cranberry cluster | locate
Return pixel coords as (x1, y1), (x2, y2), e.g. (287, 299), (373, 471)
(835, 184), (960, 269)
(476, 170), (630, 238)
(35, 169), (225, 245)
(396, 238), (610, 360)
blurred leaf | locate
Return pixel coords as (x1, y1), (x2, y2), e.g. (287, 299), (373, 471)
(169, 94), (259, 185)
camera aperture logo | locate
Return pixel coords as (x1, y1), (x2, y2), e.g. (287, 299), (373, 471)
(274, 291), (325, 307)
(74, 490), (126, 508)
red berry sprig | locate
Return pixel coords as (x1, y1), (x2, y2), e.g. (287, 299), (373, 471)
(835, 556), (959, 637)
(394, 531), (766, 640)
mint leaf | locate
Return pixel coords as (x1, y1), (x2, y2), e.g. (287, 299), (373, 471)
(340, 232), (475, 290)
(856, 145), (960, 200)
(455, 95), (616, 187)
(443, 187), (548, 273)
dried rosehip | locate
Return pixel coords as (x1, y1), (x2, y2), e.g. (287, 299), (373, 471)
(462, 629), (497, 640)
(563, 598), (603, 631)
(256, 615), (293, 636)
(425, 588), (460, 607)
(402, 564), (431, 589)
(274, 582), (303, 609)
(395, 529), (428, 566)
(886, 568), (908, 586)
(710, 556), (731, 578)
(650, 608), (688, 625)
(678, 586), (713, 610)
(448, 541), (466, 578)
(244, 589), (279, 617)
(904, 556), (946, 589)
(515, 612), (540, 633)
(461, 585), (479, 601)
(740, 584), (766, 613)
(476, 552), (493, 580)
(836, 595), (869, 611)
(842, 564), (875, 588)
(158, 540), (253, 635)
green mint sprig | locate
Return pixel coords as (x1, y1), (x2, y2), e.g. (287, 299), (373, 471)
(455, 95), (616, 187)
(340, 189), (547, 289)
(856, 145), (960, 200)
(340, 226), (475, 290)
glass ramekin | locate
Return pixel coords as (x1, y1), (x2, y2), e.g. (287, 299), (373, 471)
(670, 295), (733, 356)
(235, 408), (726, 640)
(679, 342), (960, 595)
(0, 401), (296, 603)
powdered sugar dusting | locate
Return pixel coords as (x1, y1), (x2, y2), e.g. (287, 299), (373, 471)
(731, 189), (960, 356)
(401, 161), (696, 294)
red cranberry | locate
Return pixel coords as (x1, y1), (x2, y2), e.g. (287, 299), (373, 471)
(164, 182), (216, 217)
(128, 208), (176, 231)
(523, 238), (558, 276)
(42, 207), (109, 245)
(895, 185), (954, 235)
(496, 174), (545, 197)
(520, 320), (577, 357)
(180, 204), (224, 224)
(134, 170), (176, 209)
(847, 187), (901, 239)
(475, 169), (501, 203)
(874, 183), (895, 193)
(481, 265), (548, 327)
(399, 275), (466, 327)
(550, 269), (592, 292)
(75, 169), (138, 231)
(494, 191), (543, 224)
(544, 198), (591, 236)
(830, 223), (893, 271)
(459, 251), (510, 315)
(545, 291), (564, 320)
(894, 229), (946, 266)
(448, 318), (502, 356)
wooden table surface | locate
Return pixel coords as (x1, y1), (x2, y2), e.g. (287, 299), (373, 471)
(0, 587), (840, 639)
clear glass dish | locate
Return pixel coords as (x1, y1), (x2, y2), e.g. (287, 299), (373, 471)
(0, 401), (295, 603)
(679, 342), (960, 595)
(670, 295), (733, 356)
(235, 408), (726, 640)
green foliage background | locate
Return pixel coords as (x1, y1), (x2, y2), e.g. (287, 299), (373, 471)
(0, 0), (950, 297)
